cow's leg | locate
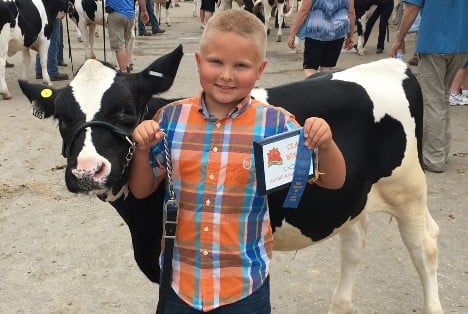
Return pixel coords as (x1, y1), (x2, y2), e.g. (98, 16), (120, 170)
(263, 2), (272, 36)
(0, 31), (11, 99)
(127, 31), (135, 71)
(356, 13), (367, 56)
(78, 22), (91, 59)
(88, 24), (97, 59)
(396, 211), (442, 313)
(276, 3), (285, 42)
(328, 215), (369, 314)
(35, 44), (52, 86)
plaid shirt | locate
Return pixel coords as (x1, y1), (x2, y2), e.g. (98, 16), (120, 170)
(149, 94), (299, 311)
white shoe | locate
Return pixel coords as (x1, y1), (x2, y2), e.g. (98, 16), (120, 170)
(449, 93), (468, 106)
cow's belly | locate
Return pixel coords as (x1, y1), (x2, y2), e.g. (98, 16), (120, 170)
(273, 221), (314, 251)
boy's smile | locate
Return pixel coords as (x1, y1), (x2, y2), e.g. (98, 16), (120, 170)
(195, 31), (268, 118)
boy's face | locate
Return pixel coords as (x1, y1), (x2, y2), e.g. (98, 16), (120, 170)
(195, 31), (267, 116)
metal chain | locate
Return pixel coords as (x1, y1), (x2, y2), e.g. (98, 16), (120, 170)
(162, 130), (175, 200)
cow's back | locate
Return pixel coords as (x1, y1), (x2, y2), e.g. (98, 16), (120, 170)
(258, 59), (423, 243)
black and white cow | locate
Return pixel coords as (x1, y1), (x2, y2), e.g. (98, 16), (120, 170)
(18, 45), (443, 313)
(0, 0), (66, 99)
(217, 0), (294, 42)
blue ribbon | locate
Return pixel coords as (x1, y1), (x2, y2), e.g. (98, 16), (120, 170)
(282, 128), (313, 208)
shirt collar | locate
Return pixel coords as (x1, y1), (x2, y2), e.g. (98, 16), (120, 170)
(198, 92), (252, 122)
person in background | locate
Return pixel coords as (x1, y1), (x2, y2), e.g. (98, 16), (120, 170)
(199, 0), (215, 29)
(287, 0), (355, 77)
(129, 9), (346, 313)
(106, 0), (149, 72)
(391, 0), (468, 173)
(138, 0), (165, 36)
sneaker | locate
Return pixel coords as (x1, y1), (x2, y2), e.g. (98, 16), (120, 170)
(376, 48), (384, 54)
(6, 61), (14, 68)
(152, 28), (165, 34)
(449, 93), (467, 106)
(58, 60), (68, 67)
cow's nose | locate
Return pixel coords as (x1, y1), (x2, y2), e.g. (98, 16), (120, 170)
(72, 155), (110, 183)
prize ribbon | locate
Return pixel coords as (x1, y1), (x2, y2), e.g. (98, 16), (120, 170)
(282, 128), (312, 208)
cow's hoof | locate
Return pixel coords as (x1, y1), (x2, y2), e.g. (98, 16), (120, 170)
(358, 50), (365, 56)
(77, 36), (83, 42)
(1, 92), (12, 99)
(276, 36), (282, 42)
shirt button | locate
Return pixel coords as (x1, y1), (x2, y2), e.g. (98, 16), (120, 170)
(209, 174), (214, 180)
(203, 250), (208, 256)
(213, 147), (218, 152)
(203, 226), (209, 232)
(205, 199), (211, 206)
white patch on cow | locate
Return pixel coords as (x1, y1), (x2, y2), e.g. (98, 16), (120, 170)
(70, 59), (117, 178)
(273, 221), (314, 250)
(251, 88), (268, 104)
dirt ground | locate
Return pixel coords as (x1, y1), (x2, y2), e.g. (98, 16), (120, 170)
(1, 4), (467, 313)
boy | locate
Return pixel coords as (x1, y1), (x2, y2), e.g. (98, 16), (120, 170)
(129, 9), (346, 313)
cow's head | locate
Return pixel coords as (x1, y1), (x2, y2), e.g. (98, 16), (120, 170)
(19, 45), (184, 202)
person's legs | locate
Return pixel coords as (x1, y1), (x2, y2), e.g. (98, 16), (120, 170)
(376, 0), (394, 50)
(318, 38), (345, 72)
(418, 53), (466, 172)
(108, 12), (130, 71)
(147, 0), (164, 33)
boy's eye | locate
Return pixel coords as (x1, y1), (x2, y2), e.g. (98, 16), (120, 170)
(236, 63), (247, 69)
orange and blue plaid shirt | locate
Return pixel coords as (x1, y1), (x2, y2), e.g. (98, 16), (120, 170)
(149, 94), (299, 311)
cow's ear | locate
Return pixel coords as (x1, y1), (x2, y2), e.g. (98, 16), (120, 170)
(129, 44), (184, 107)
(18, 80), (59, 119)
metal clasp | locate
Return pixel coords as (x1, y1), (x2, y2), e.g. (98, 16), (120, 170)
(163, 197), (179, 239)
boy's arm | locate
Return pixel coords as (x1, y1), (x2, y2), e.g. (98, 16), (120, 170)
(128, 120), (165, 199)
(302, 117), (346, 189)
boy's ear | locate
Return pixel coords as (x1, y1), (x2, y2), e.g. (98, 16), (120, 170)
(257, 59), (268, 80)
(18, 80), (59, 119)
(127, 44), (184, 108)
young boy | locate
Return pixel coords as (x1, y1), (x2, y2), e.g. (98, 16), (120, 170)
(129, 9), (346, 313)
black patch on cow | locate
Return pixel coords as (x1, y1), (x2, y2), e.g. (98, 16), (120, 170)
(403, 68), (424, 166)
(82, 0), (98, 21)
(16, 0), (42, 46)
(0, 1), (18, 31)
(264, 78), (407, 241)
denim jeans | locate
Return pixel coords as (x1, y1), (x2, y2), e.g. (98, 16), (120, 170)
(138, 1), (161, 33)
(35, 18), (61, 76)
(163, 276), (271, 314)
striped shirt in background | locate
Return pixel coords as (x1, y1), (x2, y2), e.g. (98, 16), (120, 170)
(149, 94), (299, 311)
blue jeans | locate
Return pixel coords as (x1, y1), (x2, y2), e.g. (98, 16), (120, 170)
(138, 1), (161, 33)
(163, 276), (271, 313)
(35, 18), (61, 76)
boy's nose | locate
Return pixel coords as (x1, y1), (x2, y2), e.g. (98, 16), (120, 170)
(220, 67), (233, 81)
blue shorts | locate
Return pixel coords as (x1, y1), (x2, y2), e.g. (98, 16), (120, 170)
(163, 276), (271, 313)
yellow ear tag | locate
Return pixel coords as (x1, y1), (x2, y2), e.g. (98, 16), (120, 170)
(41, 88), (53, 98)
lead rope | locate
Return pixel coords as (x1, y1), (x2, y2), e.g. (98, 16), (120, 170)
(156, 131), (178, 314)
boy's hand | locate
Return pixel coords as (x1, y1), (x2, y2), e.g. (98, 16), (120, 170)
(132, 120), (164, 152)
(302, 117), (333, 150)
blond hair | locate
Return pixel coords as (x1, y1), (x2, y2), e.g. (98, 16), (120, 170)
(200, 9), (267, 58)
